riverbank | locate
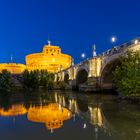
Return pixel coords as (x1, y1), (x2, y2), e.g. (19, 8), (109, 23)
(1, 84), (140, 104)
(118, 95), (140, 104)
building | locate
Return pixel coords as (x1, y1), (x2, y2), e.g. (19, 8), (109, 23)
(26, 41), (72, 73)
(0, 63), (26, 74)
(0, 41), (72, 74)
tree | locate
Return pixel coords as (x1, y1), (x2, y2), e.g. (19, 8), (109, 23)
(23, 70), (40, 89)
(23, 69), (55, 90)
(0, 70), (12, 92)
(39, 70), (49, 88)
(113, 51), (140, 96)
(47, 73), (55, 89)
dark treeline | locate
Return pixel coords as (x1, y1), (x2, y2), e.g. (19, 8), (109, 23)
(0, 69), (55, 92)
(23, 69), (55, 90)
(0, 70), (13, 92)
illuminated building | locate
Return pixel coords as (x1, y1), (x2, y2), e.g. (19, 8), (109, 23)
(27, 103), (72, 130)
(26, 41), (72, 73)
(0, 104), (27, 117)
(0, 63), (26, 74)
(0, 41), (72, 74)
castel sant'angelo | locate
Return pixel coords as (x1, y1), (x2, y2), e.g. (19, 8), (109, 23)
(0, 41), (72, 74)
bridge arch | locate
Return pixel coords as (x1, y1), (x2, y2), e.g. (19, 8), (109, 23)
(64, 73), (69, 84)
(76, 95), (89, 113)
(100, 59), (120, 89)
(76, 69), (88, 85)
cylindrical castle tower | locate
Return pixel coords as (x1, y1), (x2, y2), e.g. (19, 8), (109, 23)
(26, 41), (72, 73)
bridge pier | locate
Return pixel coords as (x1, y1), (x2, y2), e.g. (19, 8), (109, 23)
(78, 77), (100, 92)
(68, 79), (77, 90)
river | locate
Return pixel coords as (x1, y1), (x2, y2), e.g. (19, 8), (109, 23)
(0, 91), (139, 140)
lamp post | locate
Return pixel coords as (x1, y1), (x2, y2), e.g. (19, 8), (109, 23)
(134, 39), (139, 44)
(81, 53), (86, 59)
(111, 36), (117, 43)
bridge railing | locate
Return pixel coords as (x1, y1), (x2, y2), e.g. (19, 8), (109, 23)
(99, 37), (140, 57)
(60, 58), (91, 73)
(56, 37), (140, 74)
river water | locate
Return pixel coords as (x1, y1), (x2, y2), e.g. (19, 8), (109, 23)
(0, 91), (139, 140)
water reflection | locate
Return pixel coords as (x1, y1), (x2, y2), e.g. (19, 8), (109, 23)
(0, 91), (139, 140)
(54, 92), (108, 130)
(28, 103), (72, 131)
(0, 92), (106, 131)
(0, 104), (27, 117)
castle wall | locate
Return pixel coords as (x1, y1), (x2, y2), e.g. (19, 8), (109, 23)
(0, 63), (26, 74)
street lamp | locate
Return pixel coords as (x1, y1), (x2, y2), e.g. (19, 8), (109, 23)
(111, 36), (117, 43)
(134, 39), (139, 44)
(81, 53), (86, 59)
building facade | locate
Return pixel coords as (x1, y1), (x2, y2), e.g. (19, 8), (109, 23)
(0, 63), (26, 74)
(26, 42), (72, 73)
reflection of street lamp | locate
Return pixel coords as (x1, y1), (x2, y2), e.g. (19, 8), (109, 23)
(95, 125), (98, 139)
(83, 123), (87, 129)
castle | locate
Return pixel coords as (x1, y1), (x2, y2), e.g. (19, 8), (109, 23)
(0, 41), (72, 74)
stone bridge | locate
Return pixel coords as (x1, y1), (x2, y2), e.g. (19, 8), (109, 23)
(55, 37), (140, 91)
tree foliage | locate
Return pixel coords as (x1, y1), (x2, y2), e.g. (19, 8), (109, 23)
(0, 70), (12, 92)
(113, 51), (140, 96)
(57, 81), (67, 90)
(23, 70), (55, 90)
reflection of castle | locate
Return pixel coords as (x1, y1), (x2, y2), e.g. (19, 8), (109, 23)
(0, 93), (110, 135)
(0, 102), (72, 131)
(28, 103), (72, 130)
(0, 102), (105, 129)
(0, 41), (72, 74)
(0, 104), (27, 116)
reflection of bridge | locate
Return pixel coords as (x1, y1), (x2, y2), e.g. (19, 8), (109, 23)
(54, 92), (111, 133)
(55, 38), (140, 90)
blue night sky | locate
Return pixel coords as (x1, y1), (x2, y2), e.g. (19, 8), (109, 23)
(0, 0), (140, 64)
